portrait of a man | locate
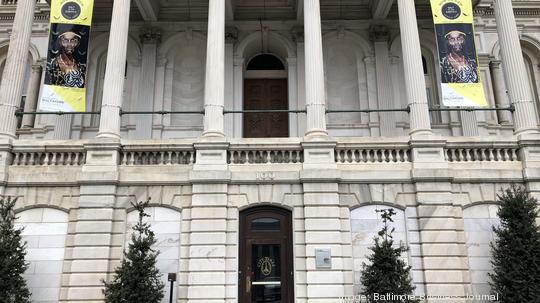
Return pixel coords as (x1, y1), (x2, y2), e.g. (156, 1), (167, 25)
(45, 25), (89, 88)
(439, 29), (479, 84)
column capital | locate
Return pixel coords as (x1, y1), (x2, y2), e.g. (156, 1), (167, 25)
(286, 57), (297, 65)
(225, 26), (238, 43)
(364, 56), (376, 65)
(369, 25), (390, 42)
(489, 60), (502, 69)
(291, 26), (304, 43)
(233, 56), (244, 67)
(30, 63), (43, 72)
(139, 27), (161, 44)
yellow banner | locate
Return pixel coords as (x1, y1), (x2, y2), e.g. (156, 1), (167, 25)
(39, 0), (94, 112)
(430, 0), (487, 107)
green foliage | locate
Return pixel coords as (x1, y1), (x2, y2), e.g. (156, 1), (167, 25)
(0, 196), (31, 303)
(360, 208), (418, 303)
(103, 198), (165, 303)
(489, 185), (540, 302)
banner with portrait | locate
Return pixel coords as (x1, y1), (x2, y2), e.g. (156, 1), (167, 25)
(430, 0), (487, 107)
(39, 0), (94, 112)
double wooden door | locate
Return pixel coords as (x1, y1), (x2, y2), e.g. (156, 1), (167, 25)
(239, 207), (294, 303)
(243, 79), (289, 138)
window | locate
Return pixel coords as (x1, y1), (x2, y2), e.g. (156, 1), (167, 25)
(126, 207), (181, 303)
(15, 208), (68, 303)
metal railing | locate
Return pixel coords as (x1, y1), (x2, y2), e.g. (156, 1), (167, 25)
(14, 105), (515, 117)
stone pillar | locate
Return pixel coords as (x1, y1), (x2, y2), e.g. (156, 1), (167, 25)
(288, 57), (299, 137)
(233, 56), (244, 138)
(365, 57), (380, 136)
(62, 141), (122, 302)
(131, 28), (160, 139)
(490, 60), (513, 124)
(397, 0), (432, 136)
(202, 0), (225, 137)
(459, 111), (479, 136)
(184, 180), (230, 302)
(304, 0), (327, 137)
(0, 0), (36, 138)
(97, 0), (131, 139)
(410, 138), (472, 301)
(493, 0), (539, 134)
(371, 26), (396, 137)
(21, 63), (43, 128)
(52, 115), (73, 139)
(293, 28), (307, 136)
(302, 176), (351, 302)
(225, 27), (237, 138)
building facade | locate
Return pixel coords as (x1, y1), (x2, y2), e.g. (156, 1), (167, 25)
(1, 0), (540, 302)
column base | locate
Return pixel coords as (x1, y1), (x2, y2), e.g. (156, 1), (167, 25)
(96, 131), (121, 140)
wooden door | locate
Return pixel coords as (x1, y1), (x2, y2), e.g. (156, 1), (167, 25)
(239, 207), (294, 303)
(243, 79), (289, 138)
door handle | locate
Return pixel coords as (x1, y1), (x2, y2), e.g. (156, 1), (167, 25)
(246, 275), (251, 293)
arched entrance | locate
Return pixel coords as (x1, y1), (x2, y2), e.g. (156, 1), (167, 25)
(243, 54), (289, 138)
(239, 206), (294, 303)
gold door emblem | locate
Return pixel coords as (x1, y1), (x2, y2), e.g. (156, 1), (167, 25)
(257, 257), (275, 276)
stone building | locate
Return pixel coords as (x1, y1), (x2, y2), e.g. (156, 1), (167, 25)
(0, 0), (539, 302)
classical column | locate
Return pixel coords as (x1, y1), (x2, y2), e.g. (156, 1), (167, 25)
(22, 63), (44, 128)
(293, 27), (307, 136)
(202, 0), (225, 137)
(493, 0), (538, 134)
(0, 0), (36, 138)
(304, 0), (327, 137)
(364, 57), (380, 136)
(371, 26), (396, 137)
(225, 27), (237, 138)
(233, 57), (244, 138)
(490, 60), (513, 124)
(97, 0), (131, 139)
(397, 0), (432, 135)
(459, 111), (479, 136)
(287, 57), (299, 137)
(131, 28), (160, 139)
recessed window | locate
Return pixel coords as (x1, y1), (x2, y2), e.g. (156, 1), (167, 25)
(251, 217), (280, 231)
(247, 54), (285, 70)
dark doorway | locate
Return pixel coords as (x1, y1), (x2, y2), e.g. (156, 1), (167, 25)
(243, 54), (289, 138)
(239, 206), (294, 303)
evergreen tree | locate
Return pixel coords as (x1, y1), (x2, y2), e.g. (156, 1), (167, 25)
(103, 198), (165, 303)
(0, 196), (31, 303)
(489, 185), (540, 302)
(360, 208), (418, 303)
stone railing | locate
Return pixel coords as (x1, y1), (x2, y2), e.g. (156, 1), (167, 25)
(444, 139), (520, 162)
(11, 144), (86, 166)
(335, 138), (411, 163)
(228, 139), (303, 164)
(5, 138), (523, 167)
(119, 142), (195, 165)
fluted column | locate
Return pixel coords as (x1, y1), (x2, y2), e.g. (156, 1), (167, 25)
(371, 26), (396, 137)
(397, 0), (432, 135)
(304, 0), (327, 137)
(0, 0), (36, 138)
(21, 63), (43, 128)
(97, 0), (131, 139)
(494, 0), (538, 134)
(202, 0), (225, 137)
(490, 60), (513, 124)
